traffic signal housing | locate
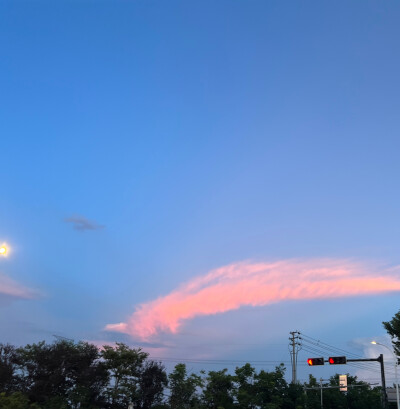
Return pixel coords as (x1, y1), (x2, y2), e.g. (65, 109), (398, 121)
(307, 357), (325, 366)
(328, 356), (347, 365)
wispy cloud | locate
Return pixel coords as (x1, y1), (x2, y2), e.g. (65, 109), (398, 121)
(0, 272), (38, 300)
(85, 339), (171, 358)
(105, 259), (400, 340)
(64, 215), (104, 231)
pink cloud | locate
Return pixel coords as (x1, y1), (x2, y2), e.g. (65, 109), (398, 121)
(0, 272), (38, 299)
(106, 259), (400, 340)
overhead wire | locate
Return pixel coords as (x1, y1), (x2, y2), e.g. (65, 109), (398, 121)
(300, 332), (396, 380)
(148, 331), (396, 384)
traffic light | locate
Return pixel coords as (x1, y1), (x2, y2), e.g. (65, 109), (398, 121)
(328, 356), (347, 365)
(307, 357), (325, 366)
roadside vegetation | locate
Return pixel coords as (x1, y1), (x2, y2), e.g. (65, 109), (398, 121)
(0, 309), (399, 409)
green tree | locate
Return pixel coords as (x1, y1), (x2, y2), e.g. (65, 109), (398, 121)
(320, 375), (347, 409)
(18, 340), (108, 409)
(0, 392), (41, 409)
(136, 360), (168, 409)
(253, 364), (289, 409)
(0, 344), (20, 393)
(383, 310), (400, 357)
(65, 341), (109, 408)
(303, 374), (381, 409)
(101, 343), (148, 409)
(168, 363), (203, 409)
(233, 364), (256, 409)
(285, 382), (305, 409)
(18, 341), (71, 407)
(344, 375), (380, 409)
(202, 369), (234, 409)
(303, 375), (320, 409)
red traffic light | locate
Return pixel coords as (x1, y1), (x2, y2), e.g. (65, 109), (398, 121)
(328, 356), (347, 365)
(307, 357), (324, 366)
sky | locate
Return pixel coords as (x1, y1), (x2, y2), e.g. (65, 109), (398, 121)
(1, 0), (400, 384)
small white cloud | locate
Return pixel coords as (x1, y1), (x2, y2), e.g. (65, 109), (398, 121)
(104, 322), (128, 332)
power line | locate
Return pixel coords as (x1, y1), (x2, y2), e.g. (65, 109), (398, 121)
(300, 340), (396, 376)
(300, 333), (365, 359)
(150, 356), (291, 366)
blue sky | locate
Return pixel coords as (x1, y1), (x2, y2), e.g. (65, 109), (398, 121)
(1, 0), (400, 383)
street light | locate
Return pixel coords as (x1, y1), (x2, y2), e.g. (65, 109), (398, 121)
(372, 341), (399, 409)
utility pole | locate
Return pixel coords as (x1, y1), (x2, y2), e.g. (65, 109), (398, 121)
(289, 331), (301, 384)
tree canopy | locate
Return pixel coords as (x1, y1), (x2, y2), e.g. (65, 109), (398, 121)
(0, 339), (384, 409)
(383, 309), (400, 357)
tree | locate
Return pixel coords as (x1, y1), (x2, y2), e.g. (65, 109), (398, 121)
(65, 341), (109, 408)
(101, 343), (148, 409)
(344, 375), (380, 409)
(383, 310), (400, 357)
(303, 374), (381, 409)
(0, 344), (20, 393)
(136, 360), (168, 409)
(303, 375), (320, 409)
(285, 382), (305, 409)
(233, 364), (256, 409)
(168, 363), (203, 409)
(253, 364), (289, 409)
(202, 369), (234, 409)
(18, 340), (108, 408)
(319, 375), (347, 409)
(0, 392), (41, 409)
(18, 341), (70, 407)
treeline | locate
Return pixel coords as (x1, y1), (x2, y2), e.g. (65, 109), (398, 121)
(0, 340), (381, 409)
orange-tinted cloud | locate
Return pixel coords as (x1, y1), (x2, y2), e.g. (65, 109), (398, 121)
(105, 259), (400, 340)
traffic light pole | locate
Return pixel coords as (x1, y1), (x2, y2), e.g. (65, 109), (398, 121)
(347, 354), (388, 409)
